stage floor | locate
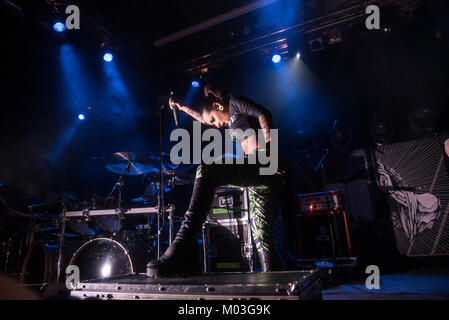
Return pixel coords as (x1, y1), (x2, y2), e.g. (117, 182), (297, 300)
(322, 268), (449, 300)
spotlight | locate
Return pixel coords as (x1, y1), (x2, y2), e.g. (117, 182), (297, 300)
(78, 114), (85, 120)
(296, 52), (301, 59)
(191, 81), (200, 88)
(53, 22), (66, 33)
(103, 52), (114, 62)
(272, 54), (281, 63)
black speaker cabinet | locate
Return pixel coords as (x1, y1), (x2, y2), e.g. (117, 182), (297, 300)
(202, 187), (254, 272)
(296, 209), (352, 259)
(202, 220), (253, 272)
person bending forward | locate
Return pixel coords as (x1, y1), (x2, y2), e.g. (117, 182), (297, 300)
(146, 85), (283, 277)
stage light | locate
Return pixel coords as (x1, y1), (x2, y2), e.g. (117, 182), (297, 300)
(53, 22), (66, 33)
(78, 114), (85, 120)
(272, 54), (281, 63)
(192, 81), (200, 88)
(103, 52), (114, 62)
(309, 37), (323, 52)
(296, 52), (301, 59)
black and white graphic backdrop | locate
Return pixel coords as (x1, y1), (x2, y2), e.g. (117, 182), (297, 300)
(375, 136), (449, 256)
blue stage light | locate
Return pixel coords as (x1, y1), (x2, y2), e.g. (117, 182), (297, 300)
(53, 22), (66, 33)
(272, 54), (281, 63)
(78, 114), (85, 120)
(103, 53), (114, 62)
(191, 81), (200, 88)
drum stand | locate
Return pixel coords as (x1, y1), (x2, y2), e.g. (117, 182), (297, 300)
(156, 105), (166, 259)
(108, 162), (132, 235)
(56, 201), (66, 283)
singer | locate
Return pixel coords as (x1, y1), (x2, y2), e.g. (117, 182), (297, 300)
(146, 84), (285, 277)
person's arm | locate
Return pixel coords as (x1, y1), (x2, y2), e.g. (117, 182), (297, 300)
(258, 114), (271, 143)
(232, 95), (273, 143)
(169, 97), (206, 124)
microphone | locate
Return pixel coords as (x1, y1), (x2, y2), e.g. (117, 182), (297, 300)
(172, 104), (179, 127)
(169, 93), (179, 127)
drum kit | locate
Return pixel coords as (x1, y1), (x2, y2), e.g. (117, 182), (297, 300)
(0, 151), (194, 286)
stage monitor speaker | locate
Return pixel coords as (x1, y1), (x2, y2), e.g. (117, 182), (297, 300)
(203, 187), (253, 272)
(202, 220), (253, 272)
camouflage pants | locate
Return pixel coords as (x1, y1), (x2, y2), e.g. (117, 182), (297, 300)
(194, 162), (282, 257)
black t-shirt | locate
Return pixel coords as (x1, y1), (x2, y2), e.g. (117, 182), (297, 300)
(227, 94), (271, 144)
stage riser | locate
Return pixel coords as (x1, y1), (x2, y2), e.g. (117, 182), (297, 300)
(70, 271), (322, 300)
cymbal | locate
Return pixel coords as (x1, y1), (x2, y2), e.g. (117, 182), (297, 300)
(105, 152), (157, 175)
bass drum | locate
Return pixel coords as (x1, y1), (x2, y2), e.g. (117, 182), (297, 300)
(20, 241), (81, 284)
(69, 238), (150, 281)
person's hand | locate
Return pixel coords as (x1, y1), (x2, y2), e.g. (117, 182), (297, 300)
(168, 97), (183, 110)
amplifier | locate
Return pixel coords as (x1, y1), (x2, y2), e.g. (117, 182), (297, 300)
(296, 190), (352, 259)
(297, 190), (343, 214)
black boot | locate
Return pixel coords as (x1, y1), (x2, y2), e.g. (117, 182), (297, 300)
(146, 224), (201, 277)
(147, 172), (216, 278)
(257, 249), (281, 272)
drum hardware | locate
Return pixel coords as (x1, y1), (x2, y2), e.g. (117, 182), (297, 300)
(107, 161), (131, 235)
(56, 201), (67, 283)
(147, 170), (194, 187)
(41, 147), (186, 282)
(55, 204), (175, 283)
(156, 105), (167, 259)
(104, 149), (192, 257)
(167, 203), (175, 246)
(105, 152), (160, 235)
(65, 205), (173, 218)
